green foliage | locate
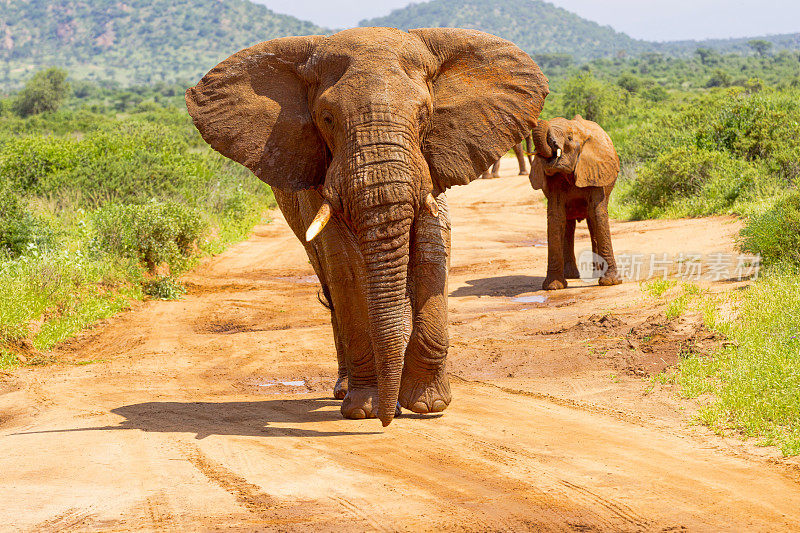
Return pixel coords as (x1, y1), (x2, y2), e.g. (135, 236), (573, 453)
(0, 0), (327, 89)
(641, 85), (669, 102)
(680, 270), (800, 455)
(609, 88), (799, 220)
(0, 79), (274, 359)
(93, 201), (206, 274)
(694, 48), (718, 66)
(706, 69), (732, 88)
(0, 247), (136, 350)
(1, 0), (800, 91)
(561, 72), (624, 123)
(697, 90), (800, 181)
(620, 147), (762, 218)
(641, 279), (677, 298)
(361, 0), (642, 62)
(0, 117), (262, 208)
(11, 68), (70, 117)
(617, 72), (642, 94)
(361, 0), (800, 70)
(748, 39), (773, 57)
(533, 53), (574, 70)
(0, 186), (53, 258)
(143, 277), (186, 300)
(740, 192), (800, 268)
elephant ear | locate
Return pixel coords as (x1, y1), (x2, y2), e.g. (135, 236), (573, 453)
(410, 28), (549, 194)
(573, 116), (620, 188)
(185, 36), (328, 191)
(529, 155), (546, 190)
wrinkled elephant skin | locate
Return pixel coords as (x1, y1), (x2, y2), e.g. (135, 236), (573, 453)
(186, 27), (549, 425)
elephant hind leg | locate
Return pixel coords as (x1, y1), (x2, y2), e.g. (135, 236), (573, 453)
(586, 188), (622, 287)
(491, 159), (501, 178)
(515, 142), (528, 175)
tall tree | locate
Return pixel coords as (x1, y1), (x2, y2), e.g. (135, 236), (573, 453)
(12, 67), (70, 117)
(748, 40), (773, 57)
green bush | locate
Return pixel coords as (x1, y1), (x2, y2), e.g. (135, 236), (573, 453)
(0, 186), (53, 258)
(0, 250), (135, 350)
(618, 147), (766, 218)
(144, 277), (187, 300)
(698, 90), (800, 183)
(739, 191), (800, 267)
(561, 71), (625, 124)
(642, 86), (669, 102)
(93, 201), (207, 274)
(12, 68), (70, 117)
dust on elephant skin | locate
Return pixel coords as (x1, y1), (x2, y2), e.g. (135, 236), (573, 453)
(186, 27), (549, 425)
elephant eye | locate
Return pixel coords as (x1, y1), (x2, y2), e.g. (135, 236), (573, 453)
(321, 111), (335, 128)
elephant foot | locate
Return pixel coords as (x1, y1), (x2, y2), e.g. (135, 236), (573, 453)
(564, 263), (581, 279)
(491, 173), (501, 179)
(341, 388), (400, 420)
(599, 271), (622, 286)
(518, 171), (528, 176)
(333, 374), (348, 400)
(543, 275), (567, 291)
(399, 370), (451, 414)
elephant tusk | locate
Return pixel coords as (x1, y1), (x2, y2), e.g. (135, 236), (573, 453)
(556, 148), (562, 159)
(305, 201), (332, 242)
(425, 193), (439, 218)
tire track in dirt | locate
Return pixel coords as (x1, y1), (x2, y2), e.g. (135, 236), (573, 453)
(2, 170), (800, 531)
(177, 441), (278, 520)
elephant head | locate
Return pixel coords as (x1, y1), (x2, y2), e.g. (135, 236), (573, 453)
(186, 27), (548, 426)
(530, 115), (619, 190)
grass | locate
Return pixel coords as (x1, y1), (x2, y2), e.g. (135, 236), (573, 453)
(641, 278), (677, 297)
(677, 269), (800, 455)
(0, 349), (19, 370)
(641, 279), (702, 320)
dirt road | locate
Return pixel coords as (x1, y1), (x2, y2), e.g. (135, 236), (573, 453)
(2, 165), (799, 531)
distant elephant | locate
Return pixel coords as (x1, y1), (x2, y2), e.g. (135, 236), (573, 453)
(186, 27), (548, 425)
(481, 139), (531, 178)
(530, 115), (621, 290)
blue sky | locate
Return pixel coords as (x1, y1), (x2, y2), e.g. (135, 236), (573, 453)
(251, 0), (800, 41)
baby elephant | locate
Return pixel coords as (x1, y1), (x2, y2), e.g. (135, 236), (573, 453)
(530, 115), (621, 290)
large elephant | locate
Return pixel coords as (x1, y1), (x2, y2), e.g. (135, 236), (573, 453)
(186, 27), (549, 426)
(530, 115), (621, 290)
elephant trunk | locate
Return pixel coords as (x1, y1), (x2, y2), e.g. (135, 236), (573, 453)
(532, 121), (552, 159)
(356, 198), (413, 426)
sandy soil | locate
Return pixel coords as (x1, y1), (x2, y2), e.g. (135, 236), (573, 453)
(1, 164), (799, 531)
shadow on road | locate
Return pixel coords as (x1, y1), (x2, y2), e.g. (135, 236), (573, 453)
(450, 275), (545, 298)
(13, 397), (383, 439)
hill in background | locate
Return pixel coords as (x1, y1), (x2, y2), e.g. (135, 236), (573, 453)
(1, 0), (798, 90)
(360, 0), (653, 61)
(0, 0), (326, 89)
(362, 0), (800, 61)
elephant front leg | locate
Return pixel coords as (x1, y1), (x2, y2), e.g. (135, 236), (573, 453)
(543, 188), (568, 290)
(399, 196), (451, 414)
(562, 218), (580, 279)
(587, 189), (621, 286)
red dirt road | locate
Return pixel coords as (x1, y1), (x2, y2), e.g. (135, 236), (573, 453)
(1, 166), (799, 531)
